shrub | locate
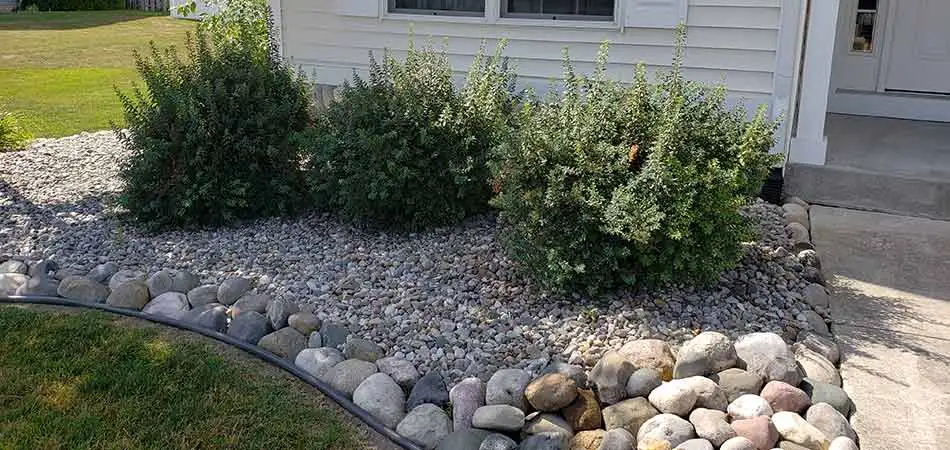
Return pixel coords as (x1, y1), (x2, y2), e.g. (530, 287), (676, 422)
(295, 40), (517, 230)
(176, 0), (271, 59)
(115, 14), (311, 229)
(491, 31), (779, 293)
(18, 0), (123, 11)
(0, 111), (32, 152)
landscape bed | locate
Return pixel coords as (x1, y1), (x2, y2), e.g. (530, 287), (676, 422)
(0, 131), (857, 450)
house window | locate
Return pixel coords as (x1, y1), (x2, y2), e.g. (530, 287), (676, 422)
(851, 0), (878, 53)
(389, 0), (486, 15)
(504, 0), (615, 20)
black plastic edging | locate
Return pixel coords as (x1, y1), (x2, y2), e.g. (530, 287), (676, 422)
(0, 295), (425, 450)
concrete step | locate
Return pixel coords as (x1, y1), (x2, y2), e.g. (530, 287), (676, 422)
(785, 163), (950, 221)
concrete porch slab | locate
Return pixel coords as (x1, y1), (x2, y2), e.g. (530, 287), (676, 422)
(786, 114), (950, 221)
(810, 206), (950, 450)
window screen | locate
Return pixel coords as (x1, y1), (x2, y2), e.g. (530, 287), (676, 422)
(390, 0), (486, 14)
(506, 0), (614, 19)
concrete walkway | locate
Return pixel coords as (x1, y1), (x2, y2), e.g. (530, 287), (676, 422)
(810, 206), (950, 450)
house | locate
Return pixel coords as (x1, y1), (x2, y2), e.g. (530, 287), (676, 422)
(266, 0), (950, 220)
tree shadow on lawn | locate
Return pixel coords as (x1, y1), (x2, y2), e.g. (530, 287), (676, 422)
(0, 10), (165, 30)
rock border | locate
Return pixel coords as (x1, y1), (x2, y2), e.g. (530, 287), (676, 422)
(0, 198), (857, 450)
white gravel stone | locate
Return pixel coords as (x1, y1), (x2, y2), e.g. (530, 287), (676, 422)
(0, 132), (820, 384)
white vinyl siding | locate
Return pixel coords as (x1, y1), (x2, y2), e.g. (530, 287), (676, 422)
(280, 0), (782, 110)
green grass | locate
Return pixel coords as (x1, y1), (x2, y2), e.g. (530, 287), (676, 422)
(0, 11), (195, 138)
(0, 307), (368, 450)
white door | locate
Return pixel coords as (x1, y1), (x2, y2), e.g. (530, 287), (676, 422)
(884, 0), (950, 94)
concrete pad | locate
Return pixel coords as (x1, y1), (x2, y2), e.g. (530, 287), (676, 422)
(810, 206), (950, 450)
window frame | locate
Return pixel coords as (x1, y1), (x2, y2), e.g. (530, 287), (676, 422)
(387, 0), (488, 17)
(501, 0), (616, 22)
(381, 0), (622, 28)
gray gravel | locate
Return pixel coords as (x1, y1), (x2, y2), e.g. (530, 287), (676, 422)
(0, 131), (818, 383)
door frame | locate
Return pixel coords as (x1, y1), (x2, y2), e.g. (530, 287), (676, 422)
(829, 0), (950, 122)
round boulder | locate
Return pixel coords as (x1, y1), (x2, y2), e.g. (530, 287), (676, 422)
(688, 409), (735, 447)
(793, 344), (841, 387)
(796, 332), (840, 365)
(485, 368), (532, 412)
(328, 359), (378, 398)
(680, 376), (728, 411)
(600, 428), (635, 450)
(602, 397), (660, 436)
(637, 414), (696, 449)
(16, 277), (60, 297)
(626, 368), (663, 399)
(480, 433), (518, 450)
(526, 373), (579, 412)
(542, 360), (589, 389)
(521, 432), (570, 450)
(619, 339), (676, 381)
(828, 437), (859, 450)
(344, 337), (385, 363)
(734, 333), (802, 386)
(0, 273), (30, 296)
(353, 373), (406, 429)
(227, 311), (271, 344)
(182, 303), (228, 333)
(217, 277), (251, 305)
(229, 294), (271, 318)
(265, 299), (299, 330)
(106, 280), (150, 310)
(186, 284), (219, 308)
(257, 327), (307, 361)
(0, 260), (28, 274)
(57, 276), (110, 303)
(86, 262), (119, 283)
(108, 270), (146, 290)
(408, 372), (449, 410)
(673, 332), (737, 378)
(760, 381), (811, 413)
(378, 356), (422, 391)
(169, 270), (199, 293)
(471, 405), (525, 432)
(710, 369), (765, 402)
(438, 429), (492, 450)
(800, 378), (853, 417)
(649, 380), (698, 417)
(569, 430), (605, 450)
(321, 321), (351, 350)
(805, 403), (856, 441)
(590, 351), (636, 405)
(719, 437), (757, 450)
(730, 415), (779, 450)
(450, 377), (486, 431)
(288, 312), (322, 335)
(673, 439), (713, 450)
(563, 389), (602, 431)
(727, 395), (774, 420)
(523, 413), (574, 439)
(397, 403), (453, 450)
(146, 270), (175, 298)
(142, 292), (190, 319)
(295, 347), (345, 382)
(771, 412), (829, 450)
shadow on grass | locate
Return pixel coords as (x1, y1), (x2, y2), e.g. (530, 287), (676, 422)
(0, 9), (167, 30)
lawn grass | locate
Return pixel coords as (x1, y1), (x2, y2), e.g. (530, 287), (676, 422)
(0, 11), (195, 138)
(0, 306), (369, 450)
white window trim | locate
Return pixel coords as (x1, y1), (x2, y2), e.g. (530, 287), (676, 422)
(379, 0), (623, 30)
